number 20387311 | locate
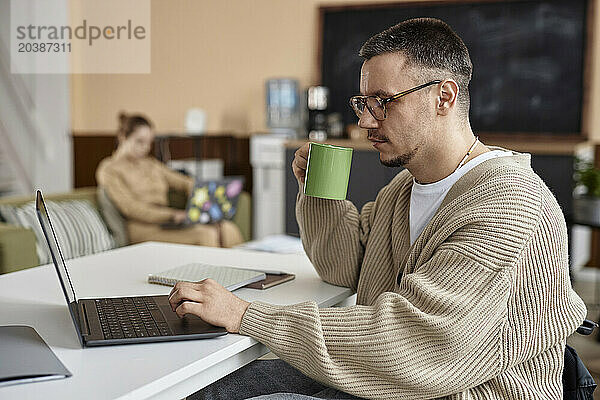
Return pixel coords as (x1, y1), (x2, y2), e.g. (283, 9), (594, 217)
(18, 42), (71, 53)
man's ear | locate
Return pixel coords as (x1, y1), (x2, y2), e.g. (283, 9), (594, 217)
(436, 79), (459, 116)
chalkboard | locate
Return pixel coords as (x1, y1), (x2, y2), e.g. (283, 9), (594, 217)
(321, 0), (588, 136)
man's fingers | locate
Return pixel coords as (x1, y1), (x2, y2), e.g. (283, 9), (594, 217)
(294, 153), (308, 165)
(169, 286), (203, 311)
(295, 143), (310, 158)
(292, 163), (306, 184)
(168, 281), (197, 300)
(292, 143), (311, 184)
(292, 160), (305, 174)
(294, 156), (307, 170)
(175, 301), (203, 318)
(170, 280), (199, 292)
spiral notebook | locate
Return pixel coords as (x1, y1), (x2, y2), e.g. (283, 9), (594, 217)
(148, 263), (266, 291)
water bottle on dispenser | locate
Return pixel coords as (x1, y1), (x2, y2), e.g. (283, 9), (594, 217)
(265, 79), (300, 137)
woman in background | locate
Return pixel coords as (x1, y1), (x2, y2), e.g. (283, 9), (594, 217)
(96, 112), (243, 247)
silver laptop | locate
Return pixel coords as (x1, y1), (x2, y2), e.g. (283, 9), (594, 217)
(35, 190), (227, 347)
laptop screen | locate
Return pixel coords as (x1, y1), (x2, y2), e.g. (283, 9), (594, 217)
(35, 191), (84, 346)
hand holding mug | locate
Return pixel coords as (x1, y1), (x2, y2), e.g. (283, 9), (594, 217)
(292, 143), (311, 184)
(294, 142), (353, 200)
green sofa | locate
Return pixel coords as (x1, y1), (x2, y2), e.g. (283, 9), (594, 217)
(0, 187), (252, 275)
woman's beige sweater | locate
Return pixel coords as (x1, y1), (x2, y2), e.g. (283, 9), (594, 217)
(96, 155), (193, 224)
(239, 151), (587, 399)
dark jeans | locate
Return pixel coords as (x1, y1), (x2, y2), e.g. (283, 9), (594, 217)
(189, 359), (366, 400)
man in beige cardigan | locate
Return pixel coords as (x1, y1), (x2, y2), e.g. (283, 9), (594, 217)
(169, 18), (586, 400)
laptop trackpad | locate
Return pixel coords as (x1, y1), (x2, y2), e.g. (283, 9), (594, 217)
(160, 305), (226, 335)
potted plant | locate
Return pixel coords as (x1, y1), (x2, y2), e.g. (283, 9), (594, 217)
(573, 158), (600, 224)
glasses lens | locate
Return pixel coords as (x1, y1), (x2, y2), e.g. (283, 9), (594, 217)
(349, 97), (365, 118)
(366, 97), (385, 120)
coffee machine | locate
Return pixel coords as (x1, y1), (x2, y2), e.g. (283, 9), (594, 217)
(307, 86), (329, 141)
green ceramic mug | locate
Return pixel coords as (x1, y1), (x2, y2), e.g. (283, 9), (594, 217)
(303, 142), (353, 200)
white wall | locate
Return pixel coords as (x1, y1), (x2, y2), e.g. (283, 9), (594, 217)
(0, 0), (72, 197)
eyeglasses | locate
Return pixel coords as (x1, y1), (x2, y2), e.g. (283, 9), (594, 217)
(349, 80), (442, 121)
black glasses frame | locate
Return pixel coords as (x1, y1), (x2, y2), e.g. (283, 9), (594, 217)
(349, 80), (442, 121)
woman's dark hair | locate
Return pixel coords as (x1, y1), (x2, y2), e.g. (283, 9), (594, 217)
(117, 112), (153, 138)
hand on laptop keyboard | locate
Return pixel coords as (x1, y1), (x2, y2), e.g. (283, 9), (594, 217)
(168, 279), (250, 333)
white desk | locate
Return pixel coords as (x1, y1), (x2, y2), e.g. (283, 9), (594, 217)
(0, 242), (355, 400)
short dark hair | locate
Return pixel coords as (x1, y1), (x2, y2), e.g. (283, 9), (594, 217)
(359, 18), (473, 117)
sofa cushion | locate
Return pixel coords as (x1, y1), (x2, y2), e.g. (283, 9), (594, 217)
(0, 200), (116, 265)
(96, 187), (129, 247)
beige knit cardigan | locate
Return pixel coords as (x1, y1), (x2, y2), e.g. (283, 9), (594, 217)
(239, 151), (587, 399)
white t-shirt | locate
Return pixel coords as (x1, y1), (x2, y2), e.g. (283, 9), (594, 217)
(409, 150), (513, 245)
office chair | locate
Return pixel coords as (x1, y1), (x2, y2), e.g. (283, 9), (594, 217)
(564, 319), (598, 399)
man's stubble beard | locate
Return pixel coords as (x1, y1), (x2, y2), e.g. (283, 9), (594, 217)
(380, 146), (418, 168)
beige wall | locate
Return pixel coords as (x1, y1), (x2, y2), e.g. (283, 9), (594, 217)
(71, 0), (395, 134)
(72, 0), (600, 140)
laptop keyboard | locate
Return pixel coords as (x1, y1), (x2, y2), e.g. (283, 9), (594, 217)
(95, 297), (171, 340)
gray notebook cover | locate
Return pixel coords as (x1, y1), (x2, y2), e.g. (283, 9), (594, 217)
(0, 325), (71, 387)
